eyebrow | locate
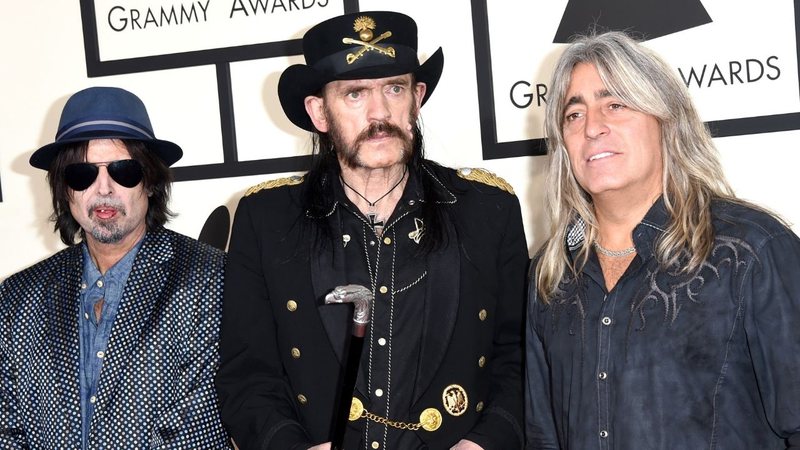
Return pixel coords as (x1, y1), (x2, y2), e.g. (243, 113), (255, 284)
(564, 89), (614, 108)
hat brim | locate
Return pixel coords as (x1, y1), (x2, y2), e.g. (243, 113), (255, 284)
(279, 47), (444, 131)
(29, 133), (183, 170)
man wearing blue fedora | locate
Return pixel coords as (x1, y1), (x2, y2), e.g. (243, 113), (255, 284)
(216, 11), (527, 450)
(0, 86), (231, 449)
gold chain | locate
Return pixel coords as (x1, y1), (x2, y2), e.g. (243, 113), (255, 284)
(359, 409), (422, 431)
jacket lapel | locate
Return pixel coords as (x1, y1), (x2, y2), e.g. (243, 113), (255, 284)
(45, 247), (83, 434)
(311, 212), (351, 364)
(92, 231), (170, 421)
(413, 219), (460, 403)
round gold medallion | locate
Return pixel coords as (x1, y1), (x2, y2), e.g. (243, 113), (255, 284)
(349, 397), (364, 421)
(442, 384), (468, 416)
(419, 408), (442, 431)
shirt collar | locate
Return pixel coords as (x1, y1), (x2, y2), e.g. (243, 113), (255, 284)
(81, 234), (145, 290)
(565, 196), (669, 255)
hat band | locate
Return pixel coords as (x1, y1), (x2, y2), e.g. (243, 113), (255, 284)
(56, 120), (154, 142)
(313, 44), (419, 77)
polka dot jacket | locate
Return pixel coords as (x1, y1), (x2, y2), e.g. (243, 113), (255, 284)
(0, 228), (232, 449)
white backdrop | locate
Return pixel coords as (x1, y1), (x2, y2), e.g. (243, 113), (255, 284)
(1, 0), (799, 279)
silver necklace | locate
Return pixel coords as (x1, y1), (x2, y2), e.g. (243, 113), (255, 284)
(340, 167), (407, 233)
(593, 241), (636, 257)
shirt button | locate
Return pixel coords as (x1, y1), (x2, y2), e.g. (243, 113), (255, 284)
(369, 240), (376, 246)
(600, 430), (609, 438)
(598, 371), (608, 380)
(291, 347), (301, 359)
(478, 356), (486, 367)
(379, 286), (388, 294)
(378, 338), (386, 346)
(84, 313), (90, 320)
(478, 309), (487, 321)
(375, 388), (384, 397)
(371, 441), (380, 449)
(297, 394), (307, 405)
(81, 283), (87, 290)
(408, 200), (416, 206)
(286, 300), (298, 312)
(601, 317), (612, 326)
(96, 280), (104, 288)
(383, 237), (392, 245)
(89, 396), (97, 404)
(96, 351), (105, 359)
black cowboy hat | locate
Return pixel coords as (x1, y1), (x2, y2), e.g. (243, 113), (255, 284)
(30, 86), (183, 170)
(278, 11), (444, 131)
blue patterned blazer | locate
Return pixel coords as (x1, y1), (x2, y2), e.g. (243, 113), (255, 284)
(0, 228), (232, 449)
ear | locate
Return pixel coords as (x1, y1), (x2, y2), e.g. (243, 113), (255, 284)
(413, 82), (427, 110)
(304, 95), (328, 133)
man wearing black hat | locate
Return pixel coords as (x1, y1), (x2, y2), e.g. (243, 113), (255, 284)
(0, 87), (231, 449)
(215, 11), (528, 450)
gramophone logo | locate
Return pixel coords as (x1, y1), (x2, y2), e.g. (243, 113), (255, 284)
(472, 0), (800, 160)
(553, 0), (712, 42)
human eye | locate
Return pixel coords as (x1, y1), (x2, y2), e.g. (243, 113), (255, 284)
(564, 110), (583, 122)
(608, 101), (627, 111)
(346, 89), (362, 100)
(387, 84), (405, 95)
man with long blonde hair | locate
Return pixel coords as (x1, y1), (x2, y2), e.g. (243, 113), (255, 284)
(525, 31), (800, 448)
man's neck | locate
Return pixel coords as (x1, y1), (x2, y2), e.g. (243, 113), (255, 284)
(85, 227), (146, 274)
(339, 163), (408, 229)
(593, 190), (661, 249)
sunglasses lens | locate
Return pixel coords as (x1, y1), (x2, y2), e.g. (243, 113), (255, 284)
(107, 160), (144, 188)
(64, 163), (99, 191)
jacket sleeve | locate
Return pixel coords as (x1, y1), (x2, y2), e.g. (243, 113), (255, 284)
(742, 230), (800, 447)
(215, 196), (314, 450)
(0, 280), (28, 449)
(152, 249), (232, 450)
(464, 195), (528, 449)
(524, 267), (560, 450)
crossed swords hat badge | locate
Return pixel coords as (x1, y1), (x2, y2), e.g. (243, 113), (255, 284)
(278, 10), (444, 131)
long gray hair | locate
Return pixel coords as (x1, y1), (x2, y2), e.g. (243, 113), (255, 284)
(535, 31), (735, 303)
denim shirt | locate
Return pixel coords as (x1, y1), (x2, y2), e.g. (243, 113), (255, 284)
(526, 199), (800, 449)
(78, 239), (142, 449)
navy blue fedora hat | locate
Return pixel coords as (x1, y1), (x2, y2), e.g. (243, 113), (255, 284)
(30, 86), (183, 170)
(278, 11), (444, 131)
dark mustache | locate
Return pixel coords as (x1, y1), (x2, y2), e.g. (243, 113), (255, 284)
(353, 121), (405, 147)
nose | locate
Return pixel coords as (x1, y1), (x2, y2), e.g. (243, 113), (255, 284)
(584, 109), (609, 140)
(94, 165), (114, 195)
(366, 90), (391, 122)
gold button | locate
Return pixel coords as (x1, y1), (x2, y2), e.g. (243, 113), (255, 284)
(478, 309), (487, 321)
(297, 394), (307, 404)
(476, 401), (484, 412)
(383, 237), (392, 245)
(371, 442), (380, 449)
(478, 356), (486, 367)
(379, 286), (388, 294)
(286, 300), (297, 312)
(291, 347), (301, 358)
(419, 408), (442, 431)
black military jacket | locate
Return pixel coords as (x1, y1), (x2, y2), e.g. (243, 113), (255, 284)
(216, 163), (528, 450)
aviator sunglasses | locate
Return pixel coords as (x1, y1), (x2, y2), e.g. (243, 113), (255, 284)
(64, 159), (144, 191)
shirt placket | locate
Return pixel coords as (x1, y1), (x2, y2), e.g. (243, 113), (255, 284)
(595, 288), (619, 449)
(364, 226), (397, 450)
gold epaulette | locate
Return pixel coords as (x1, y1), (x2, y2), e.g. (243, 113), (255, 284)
(244, 175), (304, 196)
(456, 168), (515, 194)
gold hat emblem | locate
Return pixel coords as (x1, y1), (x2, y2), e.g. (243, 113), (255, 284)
(342, 16), (396, 64)
(442, 384), (468, 416)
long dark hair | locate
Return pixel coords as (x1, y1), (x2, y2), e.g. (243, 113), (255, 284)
(47, 140), (174, 246)
(302, 120), (449, 256)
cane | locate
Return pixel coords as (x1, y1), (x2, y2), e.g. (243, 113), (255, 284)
(325, 284), (374, 450)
